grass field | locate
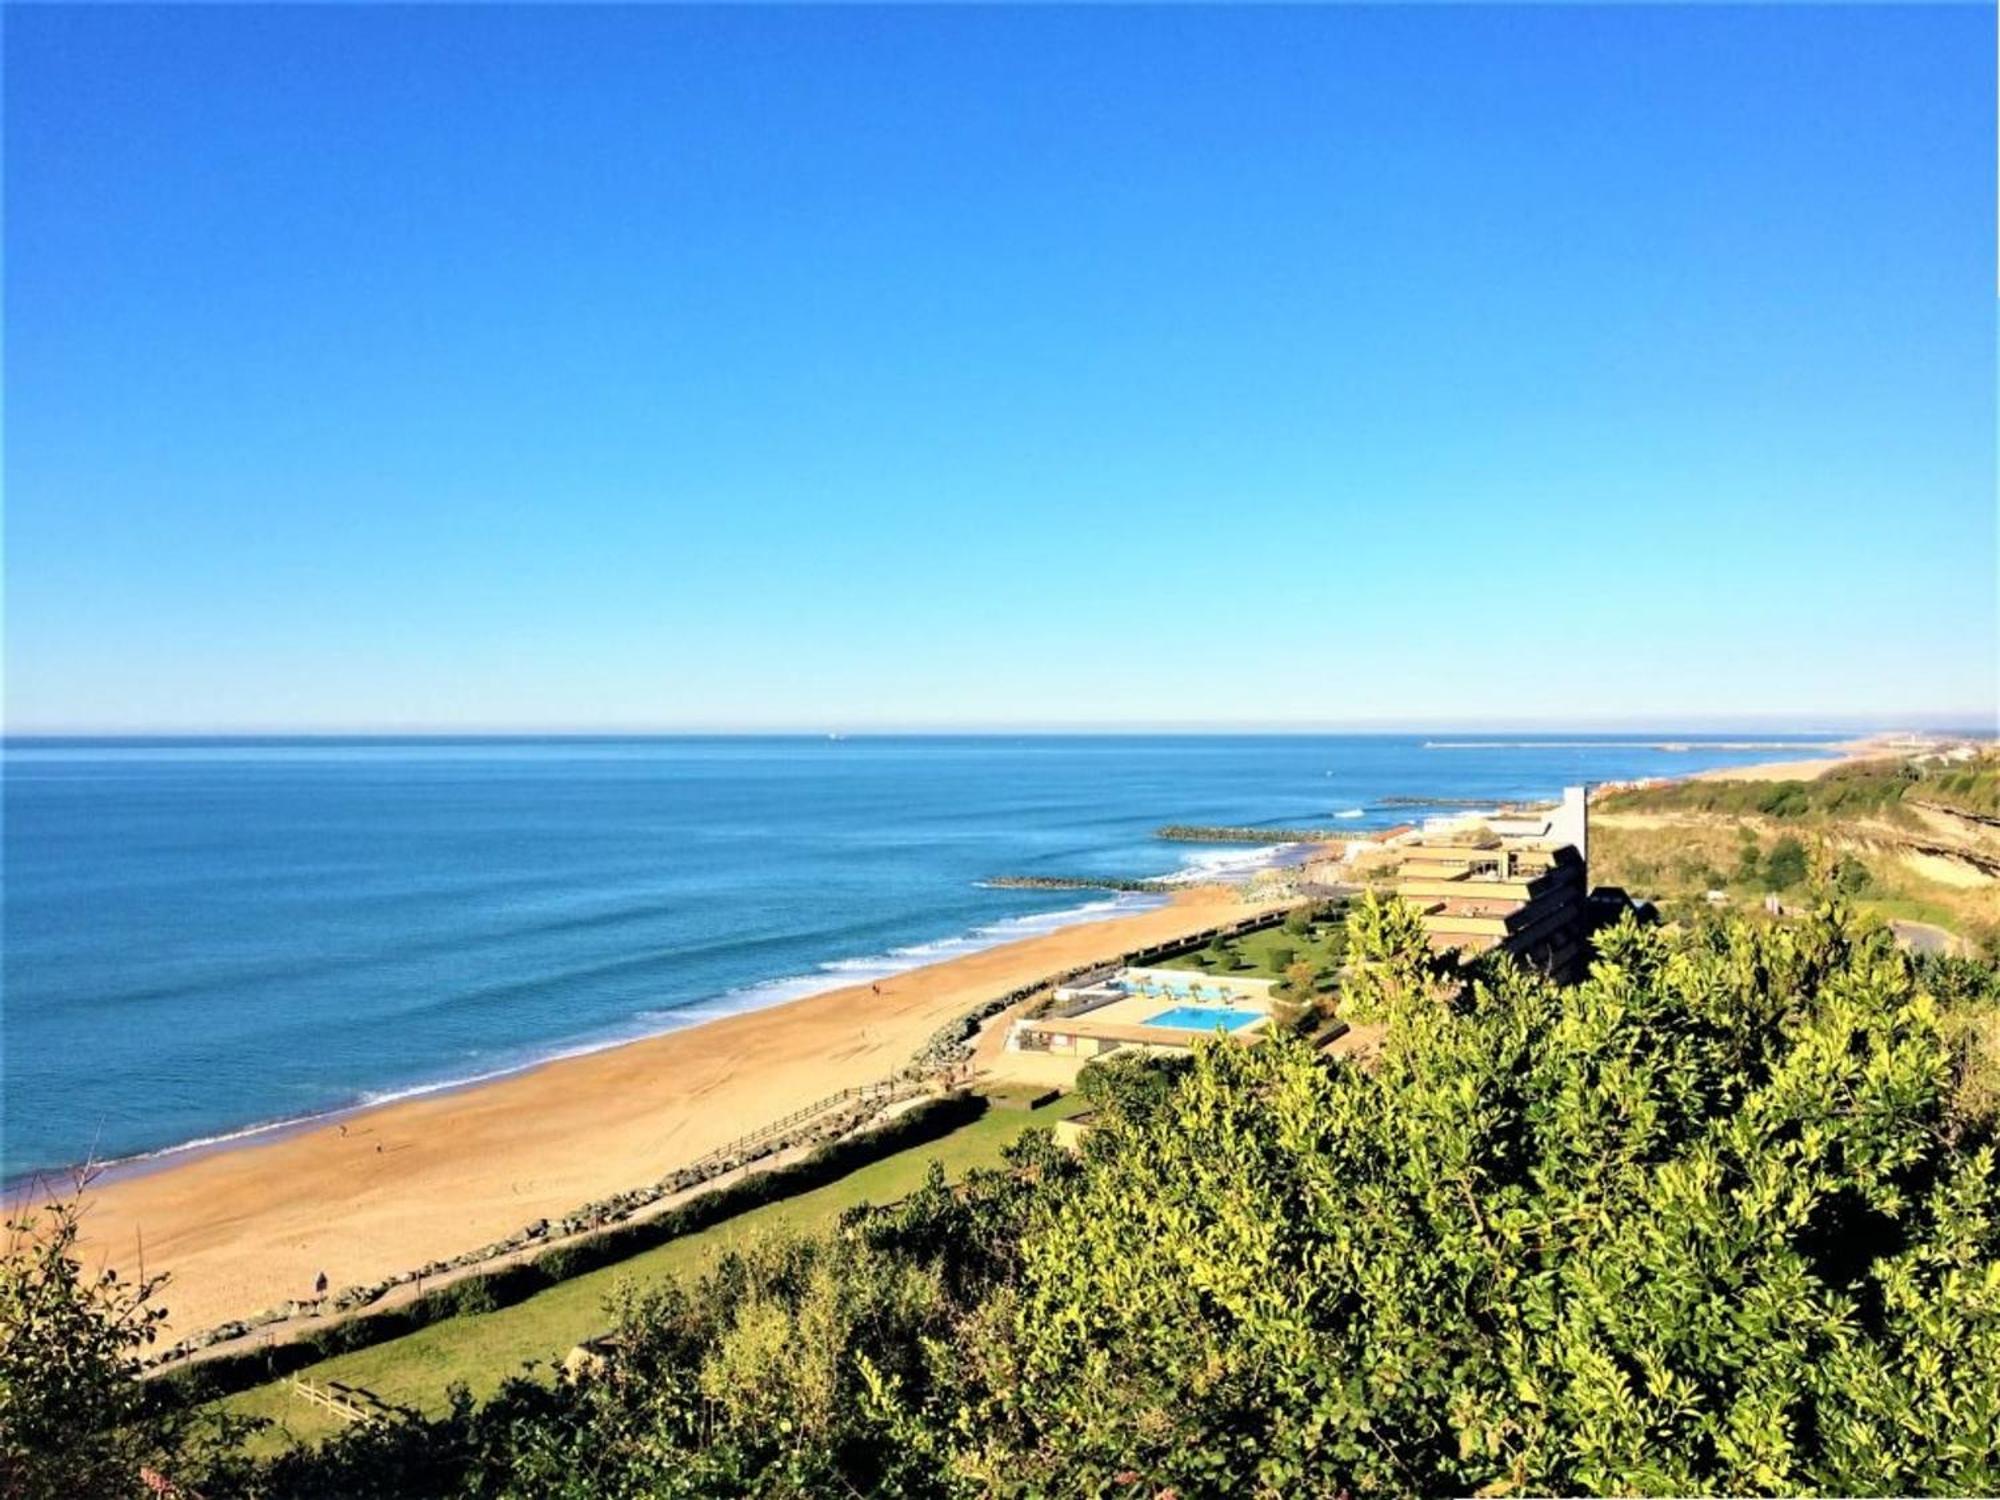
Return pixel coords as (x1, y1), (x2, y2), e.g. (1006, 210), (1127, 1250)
(216, 1093), (1089, 1452)
(1157, 911), (1344, 980)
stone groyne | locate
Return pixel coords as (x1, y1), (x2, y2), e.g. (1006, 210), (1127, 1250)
(1153, 825), (1345, 844)
(983, 875), (1178, 893)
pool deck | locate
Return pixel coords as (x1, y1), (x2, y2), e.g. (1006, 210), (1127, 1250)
(1012, 982), (1275, 1054)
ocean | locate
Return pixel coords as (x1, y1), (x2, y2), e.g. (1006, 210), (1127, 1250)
(1, 733), (1839, 1181)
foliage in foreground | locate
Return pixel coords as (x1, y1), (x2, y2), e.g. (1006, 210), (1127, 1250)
(14, 900), (2000, 1498)
(0, 1188), (246, 1500)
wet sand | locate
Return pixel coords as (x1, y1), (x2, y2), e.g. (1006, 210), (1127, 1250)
(68, 886), (1271, 1341)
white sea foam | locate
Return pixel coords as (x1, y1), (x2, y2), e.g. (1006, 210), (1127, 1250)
(1335, 808), (1364, 819)
(675, 895), (1163, 1018)
(1157, 841), (1298, 885)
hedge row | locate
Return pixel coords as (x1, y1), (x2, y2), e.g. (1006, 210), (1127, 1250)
(146, 1092), (988, 1414)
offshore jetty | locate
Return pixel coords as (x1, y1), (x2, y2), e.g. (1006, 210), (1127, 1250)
(984, 875), (1178, 893)
(1153, 824), (1346, 843)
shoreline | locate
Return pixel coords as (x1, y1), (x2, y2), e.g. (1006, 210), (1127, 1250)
(19, 887), (1185, 1199)
(68, 884), (1279, 1342)
(1686, 732), (1918, 784)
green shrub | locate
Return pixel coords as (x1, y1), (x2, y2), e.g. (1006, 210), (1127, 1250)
(1763, 835), (1809, 890)
(530, 1245), (585, 1282)
(1734, 838), (1763, 883)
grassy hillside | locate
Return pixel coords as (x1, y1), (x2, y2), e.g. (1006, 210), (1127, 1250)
(1593, 754), (2000, 956)
(1598, 756), (2000, 823)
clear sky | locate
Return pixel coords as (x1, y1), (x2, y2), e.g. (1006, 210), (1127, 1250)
(7, 4), (1994, 733)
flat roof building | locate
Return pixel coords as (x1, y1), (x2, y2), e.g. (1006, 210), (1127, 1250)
(1391, 785), (1592, 980)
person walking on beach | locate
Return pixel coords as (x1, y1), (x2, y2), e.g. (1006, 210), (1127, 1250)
(313, 1271), (328, 1299)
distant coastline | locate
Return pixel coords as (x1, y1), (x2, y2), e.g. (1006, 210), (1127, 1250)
(1426, 739), (1851, 752)
(8, 734), (1833, 1183)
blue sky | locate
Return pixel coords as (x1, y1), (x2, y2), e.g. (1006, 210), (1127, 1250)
(7, 4), (1993, 732)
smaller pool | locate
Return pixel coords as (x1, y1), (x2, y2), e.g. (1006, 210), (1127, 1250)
(1143, 1005), (1259, 1033)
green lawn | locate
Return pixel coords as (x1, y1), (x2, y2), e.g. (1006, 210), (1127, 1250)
(1157, 912), (1344, 980)
(214, 1095), (1087, 1452)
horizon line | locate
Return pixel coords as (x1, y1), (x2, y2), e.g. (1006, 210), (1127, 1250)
(4, 718), (1993, 742)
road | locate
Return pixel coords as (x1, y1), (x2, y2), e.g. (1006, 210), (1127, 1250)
(1889, 919), (1966, 958)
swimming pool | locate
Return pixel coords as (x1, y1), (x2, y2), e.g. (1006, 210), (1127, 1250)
(1143, 1005), (1260, 1032)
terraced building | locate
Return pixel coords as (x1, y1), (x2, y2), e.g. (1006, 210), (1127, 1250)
(1392, 786), (1594, 980)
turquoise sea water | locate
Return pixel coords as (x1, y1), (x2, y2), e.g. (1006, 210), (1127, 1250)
(1, 734), (1839, 1180)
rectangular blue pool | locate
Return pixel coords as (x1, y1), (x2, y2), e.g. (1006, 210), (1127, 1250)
(1143, 1005), (1259, 1032)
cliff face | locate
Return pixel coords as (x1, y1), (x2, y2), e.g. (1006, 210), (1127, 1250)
(1901, 802), (2000, 880)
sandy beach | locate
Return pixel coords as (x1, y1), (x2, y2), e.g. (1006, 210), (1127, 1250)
(66, 886), (1270, 1342)
(1690, 734), (1909, 783)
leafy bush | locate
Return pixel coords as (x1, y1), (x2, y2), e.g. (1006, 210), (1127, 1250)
(1762, 834), (1809, 890)
(109, 906), (2000, 1497)
(1075, 1051), (1190, 1131)
(993, 906), (2000, 1496)
(1734, 838), (1763, 884)
(2, 1191), (251, 1499)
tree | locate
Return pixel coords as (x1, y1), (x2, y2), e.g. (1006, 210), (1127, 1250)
(984, 906), (2000, 1497)
(1337, 888), (1450, 1023)
(1, 1184), (247, 1499)
(1266, 944), (1296, 975)
(1284, 908), (1313, 938)
(1265, 959), (1326, 1037)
